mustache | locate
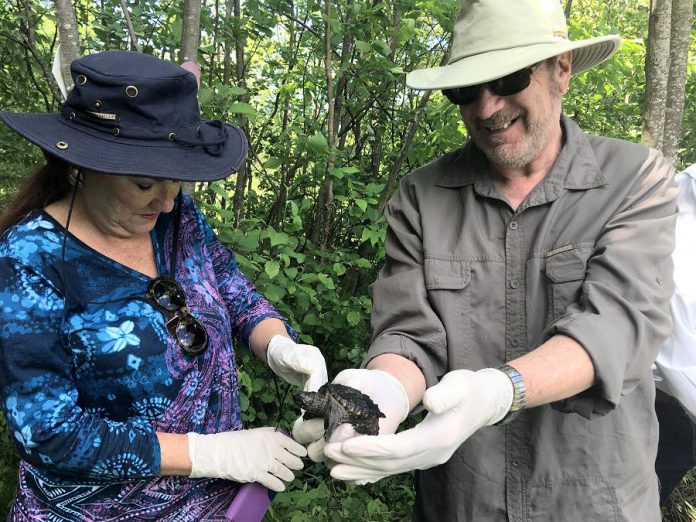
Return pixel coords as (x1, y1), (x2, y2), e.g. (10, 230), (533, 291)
(477, 111), (524, 128)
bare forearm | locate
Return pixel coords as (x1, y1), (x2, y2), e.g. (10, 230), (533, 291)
(366, 353), (427, 411)
(156, 432), (192, 476)
(248, 318), (291, 361)
(508, 334), (595, 408)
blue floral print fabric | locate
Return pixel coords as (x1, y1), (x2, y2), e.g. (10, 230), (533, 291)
(0, 194), (290, 521)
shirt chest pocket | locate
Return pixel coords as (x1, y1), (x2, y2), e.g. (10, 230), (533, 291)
(544, 246), (592, 322)
(423, 259), (474, 368)
(424, 258), (471, 291)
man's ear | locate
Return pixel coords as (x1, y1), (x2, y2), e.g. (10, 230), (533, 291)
(557, 51), (572, 94)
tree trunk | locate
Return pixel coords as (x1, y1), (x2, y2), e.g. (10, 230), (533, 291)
(231, 0), (250, 226)
(310, 0), (335, 250)
(564, 0), (573, 20)
(223, 0), (234, 85)
(378, 90), (432, 213)
(53, 0), (80, 93)
(180, 0), (201, 63)
(662, 0), (693, 162)
(179, 0), (202, 195)
(119, 0), (141, 52)
(641, 0), (671, 150)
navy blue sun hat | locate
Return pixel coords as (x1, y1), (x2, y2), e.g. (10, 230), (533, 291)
(0, 51), (247, 182)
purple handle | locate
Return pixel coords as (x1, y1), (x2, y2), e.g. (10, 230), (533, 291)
(225, 481), (274, 522)
(225, 429), (288, 522)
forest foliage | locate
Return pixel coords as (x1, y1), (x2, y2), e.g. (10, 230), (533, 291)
(0, 0), (694, 519)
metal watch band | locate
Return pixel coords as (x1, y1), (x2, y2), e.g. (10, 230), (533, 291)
(494, 364), (527, 425)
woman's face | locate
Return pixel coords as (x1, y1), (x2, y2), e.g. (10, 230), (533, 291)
(78, 172), (181, 239)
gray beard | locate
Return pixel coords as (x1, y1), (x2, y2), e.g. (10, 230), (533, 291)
(468, 81), (562, 169)
(476, 112), (555, 169)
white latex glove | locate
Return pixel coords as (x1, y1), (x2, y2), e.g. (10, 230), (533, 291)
(266, 335), (328, 392)
(324, 368), (513, 484)
(292, 368), (411, 462)
(188, 428), (307, 492)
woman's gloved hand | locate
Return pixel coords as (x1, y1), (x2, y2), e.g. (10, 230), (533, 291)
(292, 368), (411, 462)
(324, 368), (514, 484)
(187, 428), (307, 492)
(266, 335), (328, 392)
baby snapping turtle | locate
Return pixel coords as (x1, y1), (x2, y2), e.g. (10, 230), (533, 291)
(293, 383), (385, 440)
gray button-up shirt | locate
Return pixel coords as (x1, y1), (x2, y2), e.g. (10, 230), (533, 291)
(366, 116), (677, 521)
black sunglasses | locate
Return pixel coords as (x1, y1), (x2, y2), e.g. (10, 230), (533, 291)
(442, 62), (543, 106)
(147, 276), (209, 356)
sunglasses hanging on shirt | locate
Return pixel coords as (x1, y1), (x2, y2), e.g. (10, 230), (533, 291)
(442, 62), (543, 106)
(147, 276), (208, 355)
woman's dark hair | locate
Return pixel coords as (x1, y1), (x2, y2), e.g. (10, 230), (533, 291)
(0, 153), (72, 235)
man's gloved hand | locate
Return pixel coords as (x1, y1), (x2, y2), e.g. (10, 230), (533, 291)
(266, 335), (328, 392)
(324, 368), (514, 484)
(188, 428), (307, 492)
(292, 368), (411, 462)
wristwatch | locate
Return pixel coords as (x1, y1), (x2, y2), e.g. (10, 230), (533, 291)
(494, 364), (527, 425)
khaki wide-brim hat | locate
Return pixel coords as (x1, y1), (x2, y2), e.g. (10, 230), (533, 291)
(407, 0), (622, 90)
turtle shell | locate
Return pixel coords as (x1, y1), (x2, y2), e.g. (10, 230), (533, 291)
(293, 383), (385, 440)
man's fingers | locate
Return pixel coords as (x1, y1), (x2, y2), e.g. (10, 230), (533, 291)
(292, 417), (324, 444)
(330, 463), (390, 483)
(307, 438), (327, 462)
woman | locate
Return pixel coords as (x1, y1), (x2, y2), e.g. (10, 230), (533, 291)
(0, 50), (327, 520)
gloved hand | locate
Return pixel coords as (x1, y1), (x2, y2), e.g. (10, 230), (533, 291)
(266, 335), (328, 392)
(324, 368), (514, 484)
(188, 428), (307, 492)
(292, 368), (411, 462)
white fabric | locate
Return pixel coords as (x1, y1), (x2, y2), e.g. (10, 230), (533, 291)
(292, 368), (411, 462)
(187, 428), (307, 492)
(324, 368), (513, 484)
(266, 335), (328, 392)
(654, 166), (696, 420)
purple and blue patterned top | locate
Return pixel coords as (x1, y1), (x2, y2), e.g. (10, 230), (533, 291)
(0, 194), (289, 521)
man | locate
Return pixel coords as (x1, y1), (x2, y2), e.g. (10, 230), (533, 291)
(654, 163), (696, 505)
(294, 0), (677, 520)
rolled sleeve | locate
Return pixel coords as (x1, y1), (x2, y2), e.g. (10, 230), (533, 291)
(548, 149), (678, 417)
(197, 206), (294, 347)
(363, 175), (447, 387)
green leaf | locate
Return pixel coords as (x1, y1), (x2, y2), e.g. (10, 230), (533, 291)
(330, 166), (360, 179)
(347, 311), (361, 326)
(306, 132), (329, 155)
(262, 283), (286, 301)
(265, 260), (280, 278)
(333, 263), (346, 276)
(355, 40), (371, 53)
(267, 230), (289, 246)
(303, 313), (321, 326)
(198, 87), (213, 105)
(317, 274), (335, 290)
(263, 157), (282, 170)
(355, 199), (368, 212)
(228, 102), (256, 116)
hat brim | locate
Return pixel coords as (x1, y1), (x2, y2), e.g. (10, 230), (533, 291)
(0, 111), (247, 182)
(406, 35), (622, 90)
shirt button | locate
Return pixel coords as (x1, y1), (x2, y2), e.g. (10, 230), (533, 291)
(510, 339), (519, 347)
(510, 280), (520, 289)
(509, 221), (518, 230)
(512, 460), (519, 467)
